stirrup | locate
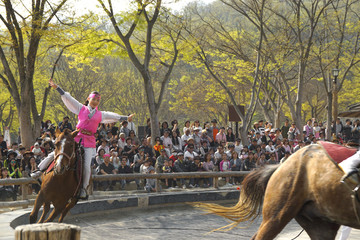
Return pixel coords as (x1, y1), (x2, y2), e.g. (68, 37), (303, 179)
(78, 188), (88, 200)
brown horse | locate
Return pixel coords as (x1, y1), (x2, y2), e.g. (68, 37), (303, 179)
(196, 144), (360, 239)
(30, 129), (80, 223)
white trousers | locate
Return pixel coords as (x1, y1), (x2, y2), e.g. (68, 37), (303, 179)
(339, 150), (360, 174)
(338, 226), (351, 240)
(38, 148), (95, 189)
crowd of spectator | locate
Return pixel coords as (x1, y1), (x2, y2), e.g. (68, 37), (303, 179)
(0, 115), (359, 200)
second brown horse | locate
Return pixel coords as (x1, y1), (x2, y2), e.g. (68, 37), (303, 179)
(196, 144), (360, 239)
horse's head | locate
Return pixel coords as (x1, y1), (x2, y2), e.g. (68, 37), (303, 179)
(53, 129), (79, 175)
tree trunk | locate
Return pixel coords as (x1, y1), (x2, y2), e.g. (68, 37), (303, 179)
(332, 86), (338, 122)
(239, 126), (249, 146)
(326, 92), (333, 140)
(19, 103), (35, 148)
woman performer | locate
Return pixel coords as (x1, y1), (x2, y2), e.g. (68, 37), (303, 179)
(31, 79), (134, 199)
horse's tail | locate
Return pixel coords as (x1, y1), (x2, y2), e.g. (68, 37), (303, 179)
(193, 165), (279, 231)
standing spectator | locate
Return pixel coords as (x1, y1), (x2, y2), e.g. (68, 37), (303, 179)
(0, 167), (16, 201)
(215, 127), (227, 145)
(209, 119), (219, 147)
(98, 154), (116, 191)
(332, 118), (343, 138)
(155, 149), (168, 173)
(303, 119), (314, 139)
(313, 121), (321, 139)
(352, 120), (360, 143)
(281, 119), (290, 139)
(226, 127), (235, 143)
(140, 138), (155, 163)
(191, 120), (202, 134)
(127, 114), (137, 135)
(192, 127), (202, 149)
(162, 160), (173, 188)
(120, 121), (130, 138)
(0, 134), (8, 161)
(342, 119), (353, 142)
(58, 116), (73, 132)
(145, 118), (151, 137)
(170, 119), (180, 137)
(288, 122), (300, 140)
(160, 121), (171, 136)
(32, 143), (44, 162)
(258, 120), (265, 135)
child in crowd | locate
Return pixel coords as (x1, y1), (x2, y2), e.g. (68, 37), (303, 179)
(145, 167), (158, 193)
(0, 167), (17, 201)
(219, 153), (232, 186)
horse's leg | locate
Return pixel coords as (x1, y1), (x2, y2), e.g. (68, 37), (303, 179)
(44, 205), (64, 223)
(58, 197), (78, 223)
(295, 214), (339, 240)
(37, 202), (51, 223)
(29, 191), (45, 224)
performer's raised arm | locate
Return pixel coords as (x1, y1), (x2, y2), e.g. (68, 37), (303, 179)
(49, 79), (82, 115)
(101, 112), (135, 124)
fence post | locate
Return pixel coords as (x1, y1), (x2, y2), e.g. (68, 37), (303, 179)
(156, 178), (161, 192)
(15, 223), (81, 240)
(214, 177), (219, 189)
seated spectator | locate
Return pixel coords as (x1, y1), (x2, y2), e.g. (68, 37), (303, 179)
(0, 167), (16, 201)
(234, 138), (243, 154)
(97, 139), (110, 154)
(117, 133), (126, 150)
(215, 127), (226, 146)
(104, 130), (113, 142)
(110, 122), (119, 137)
(117, 156), (134, 190)
(256, 153), (266, 168)
(110, 149), (121, 169)
(188, 156), (203, 188)
(95, 149), (106, 166)
(192, 127), (202, 149)
(133, 146), (146, 174)
(171, 131), (182, 152)
(184, 144), (198, 162)
(160, 121), (172, 136)
(173, 152), (187, 188)
(24, 156), (40, 194)
(140, 159), (151, 175)
(243, 152), (256, 171)
(181, 128), (192, 147)
(98, 154), (116, 191)
(226, 143), (236, 158)
(145, 166), (158, 193)
(109, 140), (120, 153)
(267, 153), (278, 164)
(8, 158), (22, 194)
(153, 137), (165, 158)
(199, 140), (210, 159)
(123, 137), (137, 164)
(280, 152), (291, 164)
(219, 153), (232, 186)
(161, 130), (173, 153)
(162, 160), (174, 188)
(129, 130), (139, 145)
(155, 149), (168, 173)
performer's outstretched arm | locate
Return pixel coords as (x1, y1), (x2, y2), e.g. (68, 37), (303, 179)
(49, 79), (82, 115)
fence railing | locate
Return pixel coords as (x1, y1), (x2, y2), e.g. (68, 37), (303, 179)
(0, 171), (250, 208)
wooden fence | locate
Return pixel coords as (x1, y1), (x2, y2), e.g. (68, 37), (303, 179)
(0, 171), (250, 208)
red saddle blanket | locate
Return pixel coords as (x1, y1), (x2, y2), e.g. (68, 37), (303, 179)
(318, 141), (357, 164)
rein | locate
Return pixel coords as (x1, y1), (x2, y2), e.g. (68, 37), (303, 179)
(54, 144), (76, 173)
(351, 185), (360, 225)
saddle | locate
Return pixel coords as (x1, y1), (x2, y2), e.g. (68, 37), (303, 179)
(318, 141), (357, 164)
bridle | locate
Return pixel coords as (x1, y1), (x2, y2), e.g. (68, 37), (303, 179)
(54, 140), (76, 174)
